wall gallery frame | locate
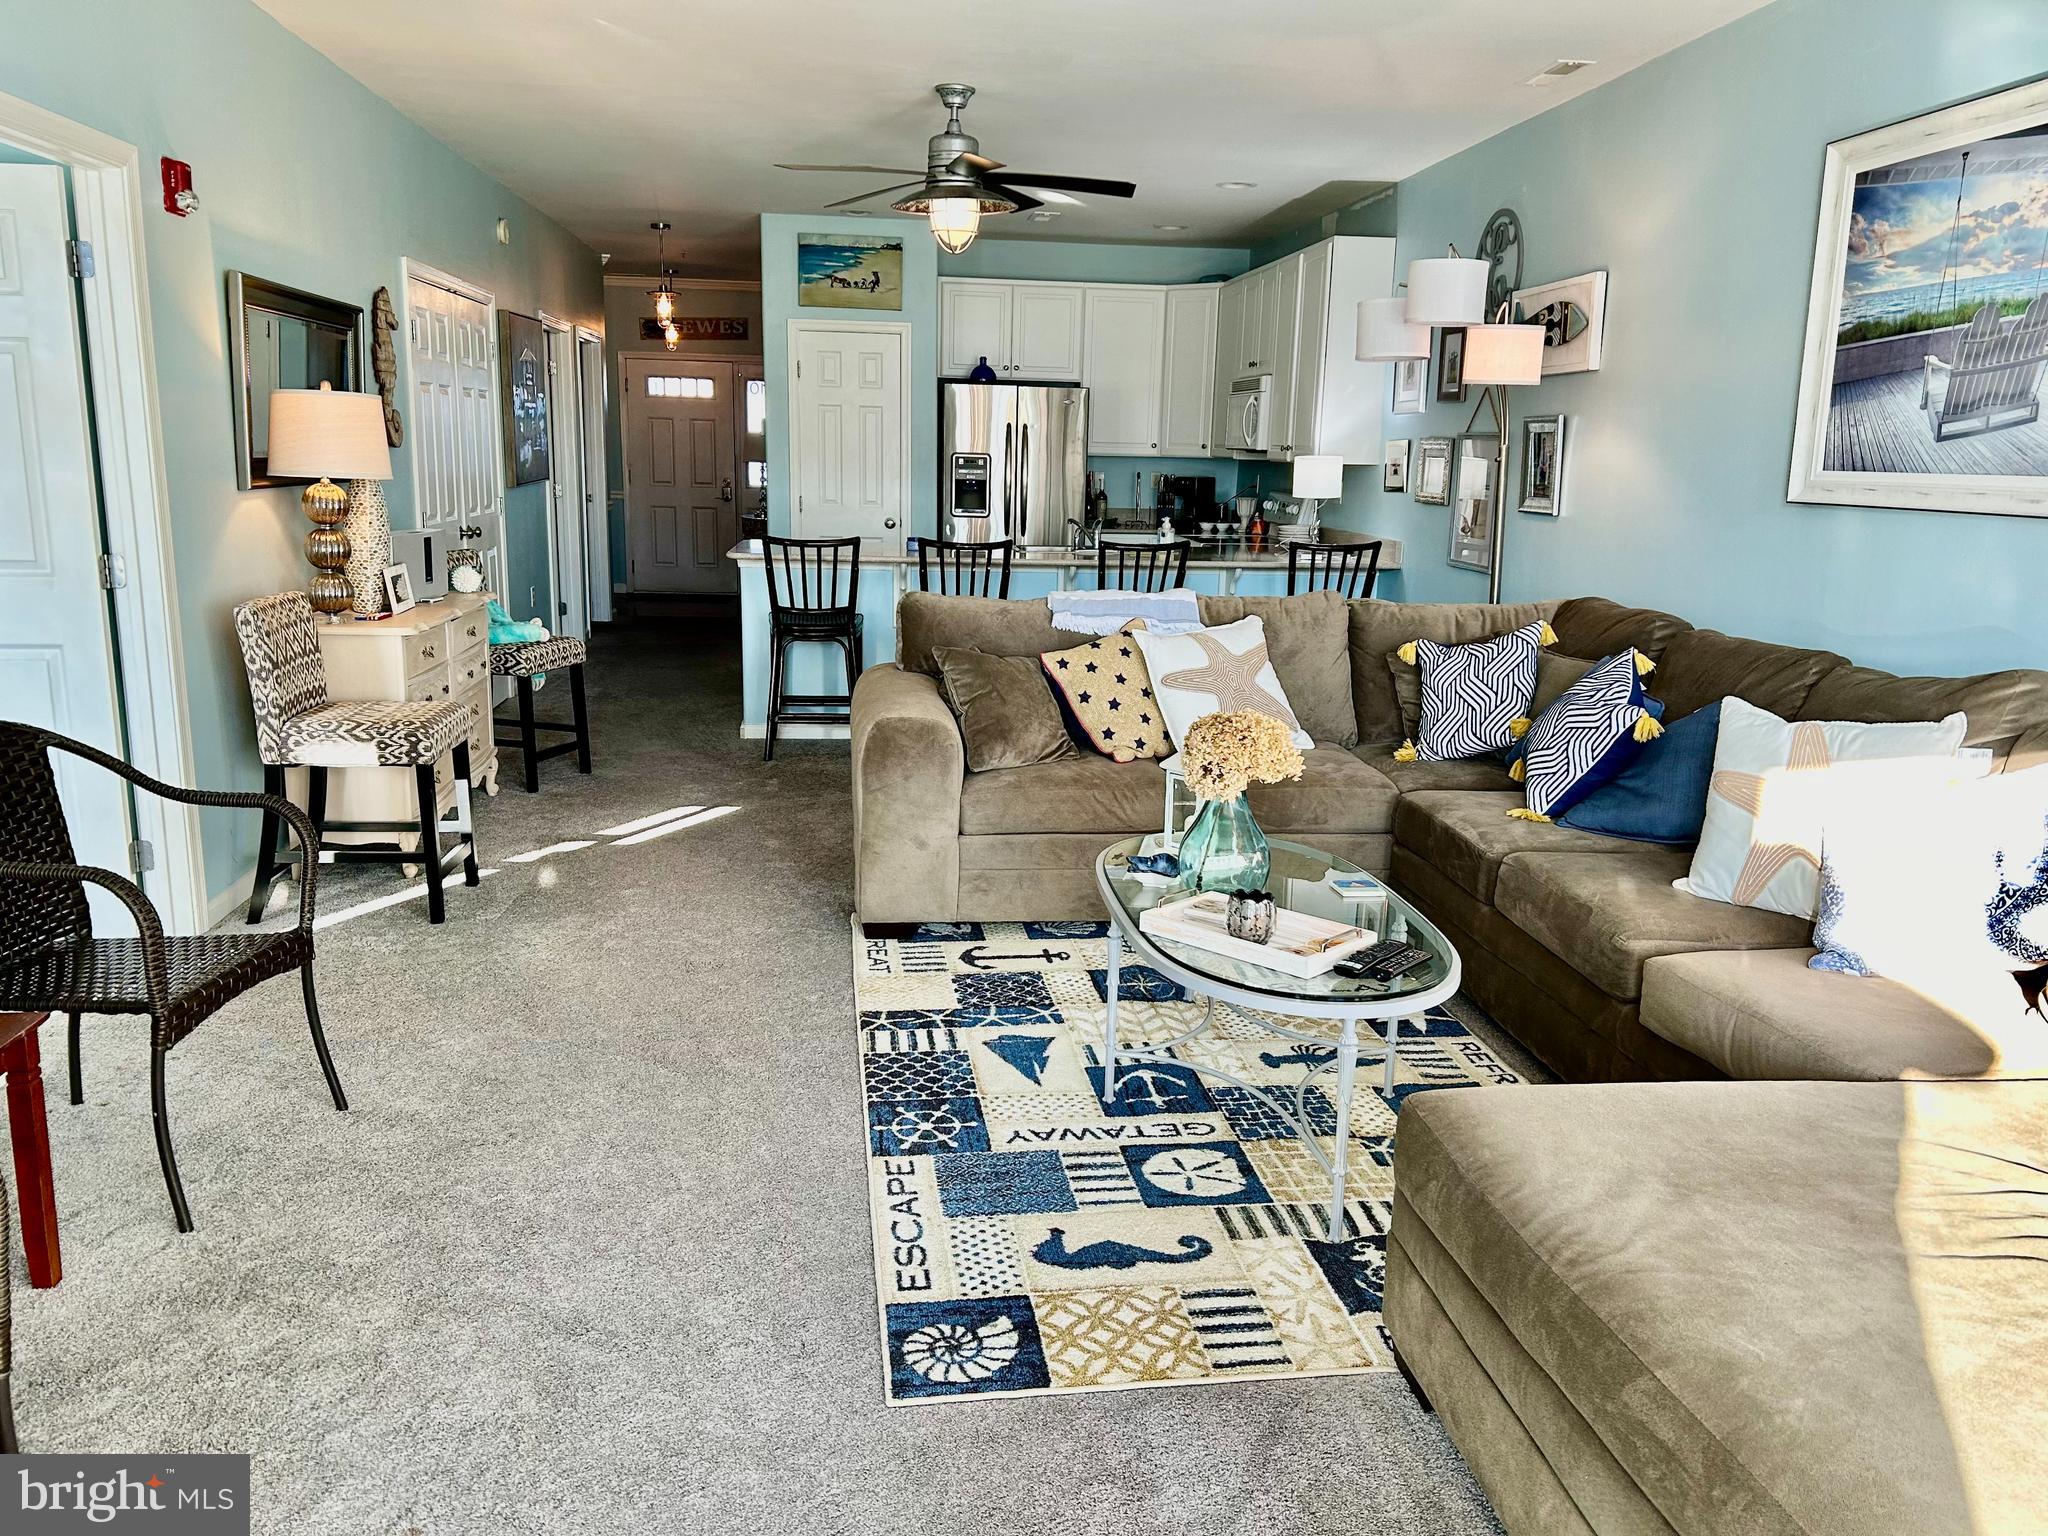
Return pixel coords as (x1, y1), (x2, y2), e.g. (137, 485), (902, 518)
(1391, 358), (1426, 415)
(1383, 439), (1411, 493)
(1788, 77), (2048, 519)
(1519, 414), (1566, 515)
(797, 234), (904, 310)
(1414, 437), (1454, 506)
(1449, 434), (1500, 573)
(1435, 327), (1468, 402)
(1511, 272), (1608, 376)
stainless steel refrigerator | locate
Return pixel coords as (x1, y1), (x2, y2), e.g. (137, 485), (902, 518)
(939, 382), (1089, 549)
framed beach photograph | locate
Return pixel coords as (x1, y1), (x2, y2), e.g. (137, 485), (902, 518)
(1391, 357), (1426, 415)
(1788, 77), (2048, 519)
(1435, 327), (1468, 402)
(1511, 272), (1607, 375)
(1413, 437), (1454, 506)
(498, 310), (551, 487)
(1383, 439), (1411, 493)
(1449, 434), (1500, 573)
(797, 234), (904, 310)
(1519, 414), (1566, 515)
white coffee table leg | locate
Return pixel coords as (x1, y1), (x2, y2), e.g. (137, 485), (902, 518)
(1326, 1018), (1359, 1240)
(1383, 1014), (1402, 1097)
(1100, 921), (1122, 1107)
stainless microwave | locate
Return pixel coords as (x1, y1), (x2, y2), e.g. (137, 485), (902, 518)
(1225, 374), (1273, 456)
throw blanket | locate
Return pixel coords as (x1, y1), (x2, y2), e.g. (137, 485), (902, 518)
(1049, 586), (1202, 637)
(487, 598), (553, 683)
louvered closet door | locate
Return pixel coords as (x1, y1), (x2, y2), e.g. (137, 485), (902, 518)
(406, 276), (508, 603)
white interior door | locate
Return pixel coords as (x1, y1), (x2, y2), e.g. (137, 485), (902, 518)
(624, 357), (738, 593)
(0, 164), (135, 914)
(790, 323), (906, 554)
(544, 321), (588, 637)
(406, 271), (507, 602)
(577, 330), (611, 623)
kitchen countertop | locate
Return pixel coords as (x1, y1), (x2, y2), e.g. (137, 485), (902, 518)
(727, 526), (1401, 570)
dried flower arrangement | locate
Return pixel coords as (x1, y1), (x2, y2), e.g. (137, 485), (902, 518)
(1180, 710), (1305, 802)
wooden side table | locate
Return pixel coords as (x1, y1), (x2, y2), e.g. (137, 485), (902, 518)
(0, 1011), (60, 1287)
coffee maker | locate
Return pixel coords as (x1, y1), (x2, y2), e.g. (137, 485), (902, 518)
(1157, 474), (1217, 535)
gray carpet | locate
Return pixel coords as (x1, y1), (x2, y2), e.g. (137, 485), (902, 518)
(13, 618), (1507, 1535)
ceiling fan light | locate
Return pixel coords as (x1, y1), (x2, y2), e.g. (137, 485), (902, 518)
(927, 197), (981, 254)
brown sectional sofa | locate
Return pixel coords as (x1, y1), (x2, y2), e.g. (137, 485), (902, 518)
(850, 588), (2048, 1534)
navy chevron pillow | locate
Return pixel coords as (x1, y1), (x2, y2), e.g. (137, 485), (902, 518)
(1509, 649), (1661, 821)
(1397, 622), (1552, 762)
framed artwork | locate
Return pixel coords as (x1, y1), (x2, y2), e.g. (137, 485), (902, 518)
(498, 310), (551, 486)
(1435, 327), (1468, 402)
(381, 563), (417, 616)
(1449, 434), (1500, 573)
(1511, 272), (1608, 376)
(798, 234), (904, 310)
(1391, 357), (1426, 415)
(1788, 77), (2048, 518)
(1383, 439), (1411, 493)
(1519, 414), (1567, 515)
(1414, 437), (1454, 506)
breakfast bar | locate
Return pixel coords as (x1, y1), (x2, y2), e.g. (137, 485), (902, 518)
(728, 529), (1403, 739)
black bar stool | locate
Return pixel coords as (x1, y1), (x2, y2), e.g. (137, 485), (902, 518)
(1096, 537), (1190, 593)
(1287, 540), (1384, 599)
(763, 535), (863, 761)
(915, 537), (1013, 598)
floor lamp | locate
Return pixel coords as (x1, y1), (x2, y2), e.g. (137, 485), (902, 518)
(1459, 310), (1545, 604)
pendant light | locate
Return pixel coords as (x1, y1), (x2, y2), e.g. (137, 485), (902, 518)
(661, 321), (680, 353)
(647, 220), (678, 323)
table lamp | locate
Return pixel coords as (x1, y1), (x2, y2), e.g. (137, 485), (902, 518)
(267, 382), (394, 619)
(1290, 454), (1344, 538)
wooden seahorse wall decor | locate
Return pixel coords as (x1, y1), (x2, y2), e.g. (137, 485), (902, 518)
(371, 285), (403, 448)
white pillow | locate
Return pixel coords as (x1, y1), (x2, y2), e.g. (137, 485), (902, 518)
(1130, 616), (1314, 751)
(1678, 697), (1971, 917)
(1813, 766), (2048, 1018)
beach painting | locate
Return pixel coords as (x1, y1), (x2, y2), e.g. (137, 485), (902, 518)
(1790, 78), (2048, 517)
(798, 234), (903, 310)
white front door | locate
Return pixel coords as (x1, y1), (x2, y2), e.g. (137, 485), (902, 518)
(790, 324), (906, 554)
(406, 272), (508, 603)
(624, 357), (738, 593)
(0, 164), (135, 912)
(544, 321), (588, 637)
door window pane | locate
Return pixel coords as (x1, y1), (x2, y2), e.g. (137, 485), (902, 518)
(645, 376), (716, 398)
(745, 460), (767, 489)
(745, 378), (767, 434)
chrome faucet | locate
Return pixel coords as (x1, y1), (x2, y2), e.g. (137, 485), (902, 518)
(1065, 516), (1097, 552)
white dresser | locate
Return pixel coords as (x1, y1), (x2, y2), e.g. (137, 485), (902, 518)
(311, 593), (499, 848)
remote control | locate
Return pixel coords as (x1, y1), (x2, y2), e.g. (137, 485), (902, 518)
(1335, 939), (1430, 982)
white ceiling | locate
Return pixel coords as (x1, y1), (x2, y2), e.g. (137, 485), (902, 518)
(254, 0), (1773, 279)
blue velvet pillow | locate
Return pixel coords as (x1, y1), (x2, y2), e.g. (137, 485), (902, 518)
(1557, 700), (1722, 845)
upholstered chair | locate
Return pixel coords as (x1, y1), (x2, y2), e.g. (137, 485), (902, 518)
(490, 635), (592, 793)
(233, 592), (479, 924)
(0, 720), (345, 1233)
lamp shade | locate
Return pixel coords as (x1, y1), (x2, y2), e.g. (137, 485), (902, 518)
(1404, 256), (1488, 325)
(1461, 322), (1546, 387)
(926, 198), (982, 254)
(1290, 454), (1344, 500)
(1356, 297), (1430, 361)
(267, 383), (392, 480)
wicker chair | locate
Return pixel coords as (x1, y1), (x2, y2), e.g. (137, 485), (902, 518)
(1, 1167), (14, 1453)
(0, 722), (346, 1233)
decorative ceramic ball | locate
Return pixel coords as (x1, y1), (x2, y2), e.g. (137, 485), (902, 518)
(449, 564), (484, 594)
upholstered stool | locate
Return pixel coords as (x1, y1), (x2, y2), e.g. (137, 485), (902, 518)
(491, 636), (592, 793)
(234, 592), (479, 925)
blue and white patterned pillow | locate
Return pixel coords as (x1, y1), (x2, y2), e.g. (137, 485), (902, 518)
(1509, 649), (1660, 821)
(1397, 622), (1551, 762)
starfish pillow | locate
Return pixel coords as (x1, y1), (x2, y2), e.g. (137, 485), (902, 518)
(1130, 616), (1314, 752)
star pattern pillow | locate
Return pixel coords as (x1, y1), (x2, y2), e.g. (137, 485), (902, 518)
(1038, 631), (1170, 763)
(1507, 649), (1662, 821)
(1128, 616), (1313, 751)
(1397, 622), (1553, 762)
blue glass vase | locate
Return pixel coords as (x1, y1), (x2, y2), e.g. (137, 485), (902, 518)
(1177, 794), (1270, 894)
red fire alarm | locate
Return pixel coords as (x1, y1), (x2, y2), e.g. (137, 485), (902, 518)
(161, 157), (198, 216)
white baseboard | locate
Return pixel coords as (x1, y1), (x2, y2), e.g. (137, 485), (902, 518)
(738, 722), (849, 741)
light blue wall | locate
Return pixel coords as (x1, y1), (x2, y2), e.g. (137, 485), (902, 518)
(1334, 0), (2048, 673)
(760, 212), (939, 539)
(0, 0), (603, 905)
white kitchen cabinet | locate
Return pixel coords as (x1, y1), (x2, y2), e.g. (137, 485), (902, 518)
(1285, 235), (1398, 465)
(1237, 268), (1272, 375)
(1263, 253), (1303, 461)
(1082, 285), (1168, 455)
(1159, 286), (1219, 457)
(940, 278), (1084, 379)
(1009, 283), (1086, 379)
(1212, 278), (1246, 446)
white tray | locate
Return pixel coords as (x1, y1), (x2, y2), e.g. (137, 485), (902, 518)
(1138, 891), (1376, 978)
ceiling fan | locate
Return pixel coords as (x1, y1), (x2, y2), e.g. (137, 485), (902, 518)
(776, 83), (1137, 253)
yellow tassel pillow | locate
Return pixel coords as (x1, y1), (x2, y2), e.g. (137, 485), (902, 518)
(1393, 621), (1554, 762)
(1507, 648), (1663, 823)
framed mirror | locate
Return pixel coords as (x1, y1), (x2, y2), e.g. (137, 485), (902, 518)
(1449, 432), (1500, 574)
(227, 272), (366, 489)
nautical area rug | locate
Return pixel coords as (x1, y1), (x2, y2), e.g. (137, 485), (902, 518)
(853, 918), (1524, 1403)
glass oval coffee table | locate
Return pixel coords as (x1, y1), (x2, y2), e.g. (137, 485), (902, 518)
(1094, 835), (1462, 1239)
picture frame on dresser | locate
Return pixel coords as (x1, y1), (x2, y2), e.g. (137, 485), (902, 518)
(382, 564), (416, 616)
